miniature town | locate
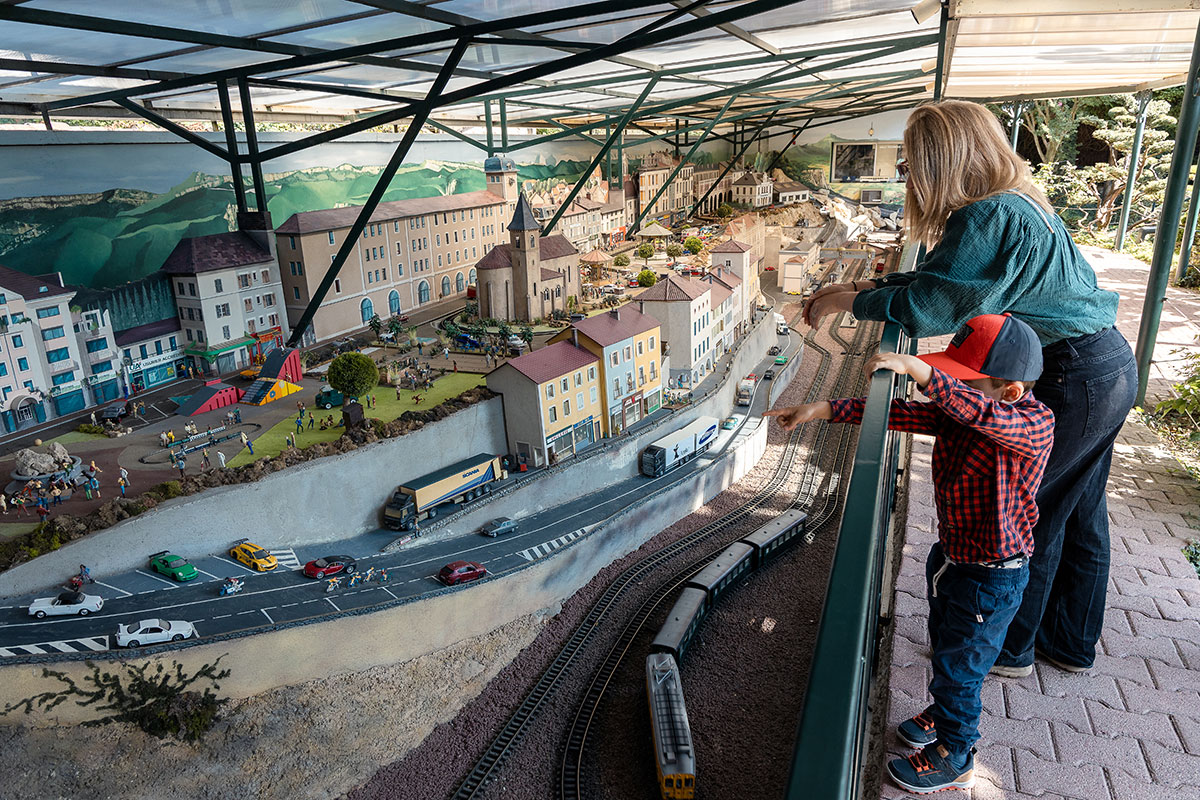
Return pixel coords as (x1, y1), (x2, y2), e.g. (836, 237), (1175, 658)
(2, 5), (1200, 800)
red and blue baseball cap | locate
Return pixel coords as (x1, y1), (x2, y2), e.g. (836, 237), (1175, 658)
(919, 313), (1043, 382)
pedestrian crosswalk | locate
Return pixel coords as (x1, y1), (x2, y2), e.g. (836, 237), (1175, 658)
(518, 529), (587, 561)
(0, 636), (109, 658)
(271, 548), (302, 570)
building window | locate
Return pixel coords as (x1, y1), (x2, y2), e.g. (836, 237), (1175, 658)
(639, 366), (646, 386)
(290, 236), (296, 249)
(186, 329), (193, 342)
(547, 383), (555, 399)
(155, 341), (163, 355)
(41, 326), (65, 341)
(563, 399), (570, 417)
(334, 279), (341, 294)
(0, 363), (6, 377)
(196, 329), (204, 342)
(189, 283), (196, 296)
(294, 287), (301, 300)
(574, 371), (582, 387)
(360, 298), (374, 323)
(389, 290), (400, 315)
(456, 272), (465, 292)
(222, 325), (231, 341)
(46, 347), (70, 363)
(169, 336), (177, 349)
(612, 378), (620, 397)
(262, 270), (269, 283)
(36, 306), (61, 319)
(244, 299), (253, 313)
(561, 378), (569, 392)
(11, 334), (21, 348)
(238, 274), (251, 289)
(624, 345), (632, 361)
(610, 352), (618, 367)
(549, 406), (557, 423)
(367, 271), (373, 284)
(469, 268), (476, 284)
(17, 357), (28, 371)
(587, 366), (596, 381)
(328, 232), (336, 245)
(577, 391), (584, 408)
(638, 340), (644, 356)
(214, 278), (223, 293)
(51, 371), (75, 386)
(441, 276), (451, 297)
(590, 386), (597, 404)
(139, 345), (148, 359)
(85, 338), (107, 353)
(418, 281), (430, 304)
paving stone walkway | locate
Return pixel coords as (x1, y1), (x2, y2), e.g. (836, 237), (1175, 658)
(876, 247), (1200, 799)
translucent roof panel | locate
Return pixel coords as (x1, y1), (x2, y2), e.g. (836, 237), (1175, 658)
(24, 0), (356, 38)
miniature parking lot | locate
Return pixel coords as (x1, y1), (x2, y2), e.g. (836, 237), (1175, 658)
(0, 333), (797, 658)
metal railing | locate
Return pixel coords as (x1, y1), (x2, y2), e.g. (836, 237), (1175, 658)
(785, 247), (919, 799)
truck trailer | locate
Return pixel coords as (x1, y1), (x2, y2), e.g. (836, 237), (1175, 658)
(736, 379), (755, 407)
(640, 417), (720, 478)
(383, 453), (505, 530)
(774, 312), (789, 336)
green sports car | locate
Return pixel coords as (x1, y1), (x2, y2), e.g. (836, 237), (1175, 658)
(148, 551), (198, 582)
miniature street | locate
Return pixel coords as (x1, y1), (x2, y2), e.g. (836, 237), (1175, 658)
(0, 327), (800, 656)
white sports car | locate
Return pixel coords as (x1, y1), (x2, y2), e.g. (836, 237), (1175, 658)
(115, 619), (197, 648)
(28, 591), (103, 619)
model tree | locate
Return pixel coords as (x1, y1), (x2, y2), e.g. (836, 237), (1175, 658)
(386, 315), (405, 345)
(684, 236), (703, 254)
(637, 269), (658, 287)
(666, 243), (683, 259)
(613, 253), (631, 268)
(327, 352), (379, 399)
(519, 324), (535, 350)
(636, 242), (654, 266)
(368, 314), (383, 342)
(717, 203), (733, 222)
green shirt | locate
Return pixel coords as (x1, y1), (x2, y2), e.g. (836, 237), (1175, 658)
(853, 192), (1119, 345)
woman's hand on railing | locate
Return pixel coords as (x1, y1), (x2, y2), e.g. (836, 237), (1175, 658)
(763, 402), (833, 431)
(802, 284), (858, 328)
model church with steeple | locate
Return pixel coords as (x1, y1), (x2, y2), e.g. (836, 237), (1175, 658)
(474, 193), (580, 322)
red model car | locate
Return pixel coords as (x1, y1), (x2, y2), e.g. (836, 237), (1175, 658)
(303, 555), (357, 578)
(438, 560), (487, 586)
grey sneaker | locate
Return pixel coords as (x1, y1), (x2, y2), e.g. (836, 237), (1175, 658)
(989, 662), (1033, 678)
(1038, 649), (1090, 673)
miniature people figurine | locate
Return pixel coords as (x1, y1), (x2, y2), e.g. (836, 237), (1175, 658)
(295, 415), (304, 435)
(80, 565), (93, 584)
(50, 485), (62, 506)
(89, 411), (97, 426)
(117, 476), (127, 497)
(0, 493), (7, 515)
(90, 476), (101, 499)
(217, 450), (226, 469)
(234, 408), (242, 424)
(239, 431), (253, 454)
(307, 414), (315, 430)
(89, 460), (102, 475)
(176, 456), (187, 478)
(201, 448), (211, 470)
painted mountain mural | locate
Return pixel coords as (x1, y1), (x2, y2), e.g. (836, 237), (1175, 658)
(0, 158), (593, 289)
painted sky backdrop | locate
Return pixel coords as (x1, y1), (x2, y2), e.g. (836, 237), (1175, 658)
(0, 110), (906, 289)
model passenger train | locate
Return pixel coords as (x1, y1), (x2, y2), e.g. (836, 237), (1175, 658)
(645, 509), (809, 799)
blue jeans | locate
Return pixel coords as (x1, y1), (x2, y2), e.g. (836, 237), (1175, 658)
(926, 543), (1029, 762)
(998, 327), (1137, 669)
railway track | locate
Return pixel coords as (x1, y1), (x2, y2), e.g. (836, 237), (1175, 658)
(556, 309), (878, 800)
(449, 303), (876, 800)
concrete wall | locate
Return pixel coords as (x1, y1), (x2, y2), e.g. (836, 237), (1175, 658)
(0, 399), (506, 598)
(0, 397), (768, 724)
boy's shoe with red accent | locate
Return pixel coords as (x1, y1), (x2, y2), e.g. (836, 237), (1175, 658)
(897, 710), (938, 749)
(887, 744), (975, 794)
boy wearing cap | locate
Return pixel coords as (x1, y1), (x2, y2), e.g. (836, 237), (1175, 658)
(766, 313), (1054, 794)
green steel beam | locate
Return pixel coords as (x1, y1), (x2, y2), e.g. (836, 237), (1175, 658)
(1009, 101), (1025, 150)
(1176, 163), (1200, 280)
(0, 56), (185, 83)
(633, 95), (736, 231)
(764, 119), (811, 175)
(500, 99), (508, 150)
(37, 0), (667, 112)
(1116, 92), (1152, 251)
(934, 2), (949, 102)
(1136, 16), (1200, 405)
(113, 98), (229, 161)
(253, 0), (807, 162)
(217, 81), (248, 215)
(286, 39), (468, 349)
(485, 99), (495, 156)
(542, 78), (658, 237)
(689, 109), (779, 218)
(237, 78), (267, 212)
(426, 119), (490, 151)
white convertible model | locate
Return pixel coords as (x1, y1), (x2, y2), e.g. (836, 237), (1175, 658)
(28, 591), (103, 619)
(115, 619), (196, 648)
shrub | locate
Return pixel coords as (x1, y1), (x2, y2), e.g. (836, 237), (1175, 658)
(684, 236), (703, 254)
(146, 481), (184, 502)
(637, 269), (657, 287)
(76, 423), (106, 435)
(666, 243), (683, 259)
(636, 243), (654, 263)
(327, 352), (379, 398)
(612, 254), (630, 268)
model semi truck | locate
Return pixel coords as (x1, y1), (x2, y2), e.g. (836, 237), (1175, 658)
(774, 312), (789, 336)
(736, 378), (755, 407)
(640, 416), (720, 478)
(383, 453), (505, 531)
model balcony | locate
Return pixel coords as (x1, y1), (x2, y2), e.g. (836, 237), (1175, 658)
(85, 346), (110, 363)
(48, 357), (80, 375)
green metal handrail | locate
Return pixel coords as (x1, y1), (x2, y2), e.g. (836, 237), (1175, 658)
(785, 247), (919, 799)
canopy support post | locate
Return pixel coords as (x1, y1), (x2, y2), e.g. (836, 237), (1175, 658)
(217, 81), (247, 215)
(1115, 91), (1152, 252)
(1135, 17), (1200, 405)
(1175, 151), (1200, 282)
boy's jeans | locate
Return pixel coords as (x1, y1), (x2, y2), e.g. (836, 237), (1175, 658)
(926, 543), (1029, 763)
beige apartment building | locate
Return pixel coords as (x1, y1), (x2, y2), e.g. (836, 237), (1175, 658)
(274, 157), (520, 345)
(634, 153), (695, 225)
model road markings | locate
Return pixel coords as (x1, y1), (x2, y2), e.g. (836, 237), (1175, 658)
(94, 581), (133, 598)
(270, 548), (302, 570)
(260, 608), (275, 624)
(218, 555), (263, 575)
(324, 597), (340, 612)
(518, 529), (585, 561)
(136, 569), (180, 588)
(193, 567), (223, 581)
(0, 636), (109, 658)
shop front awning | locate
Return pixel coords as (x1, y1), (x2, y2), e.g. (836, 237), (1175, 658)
(184, 336), (254, 359)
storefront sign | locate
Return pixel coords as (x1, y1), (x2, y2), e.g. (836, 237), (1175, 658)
(49, 380), (83, 397)
(128, 349), (182, 372)
(84, 370), (116, 386)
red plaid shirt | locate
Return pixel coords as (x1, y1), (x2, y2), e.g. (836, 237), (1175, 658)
(830, 368), (1054, 563)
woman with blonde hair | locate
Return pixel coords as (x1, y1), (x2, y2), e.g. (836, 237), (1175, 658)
(802, 100), (1137, 791)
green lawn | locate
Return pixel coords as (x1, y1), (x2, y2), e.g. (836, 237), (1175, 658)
(0, 520), (39, 541)
(42, 430), (108, 446)
(228, 373), (486, 467)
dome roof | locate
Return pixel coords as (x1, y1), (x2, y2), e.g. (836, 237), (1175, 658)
(484, 156), (517, 173)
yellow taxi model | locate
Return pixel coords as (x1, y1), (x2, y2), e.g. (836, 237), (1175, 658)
(228, 539), (278, 571)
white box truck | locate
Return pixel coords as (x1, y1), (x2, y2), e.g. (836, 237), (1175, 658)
(640, 417), (720, 477)
(774, 312), (789, 336)
(736, 378), (755, 407)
